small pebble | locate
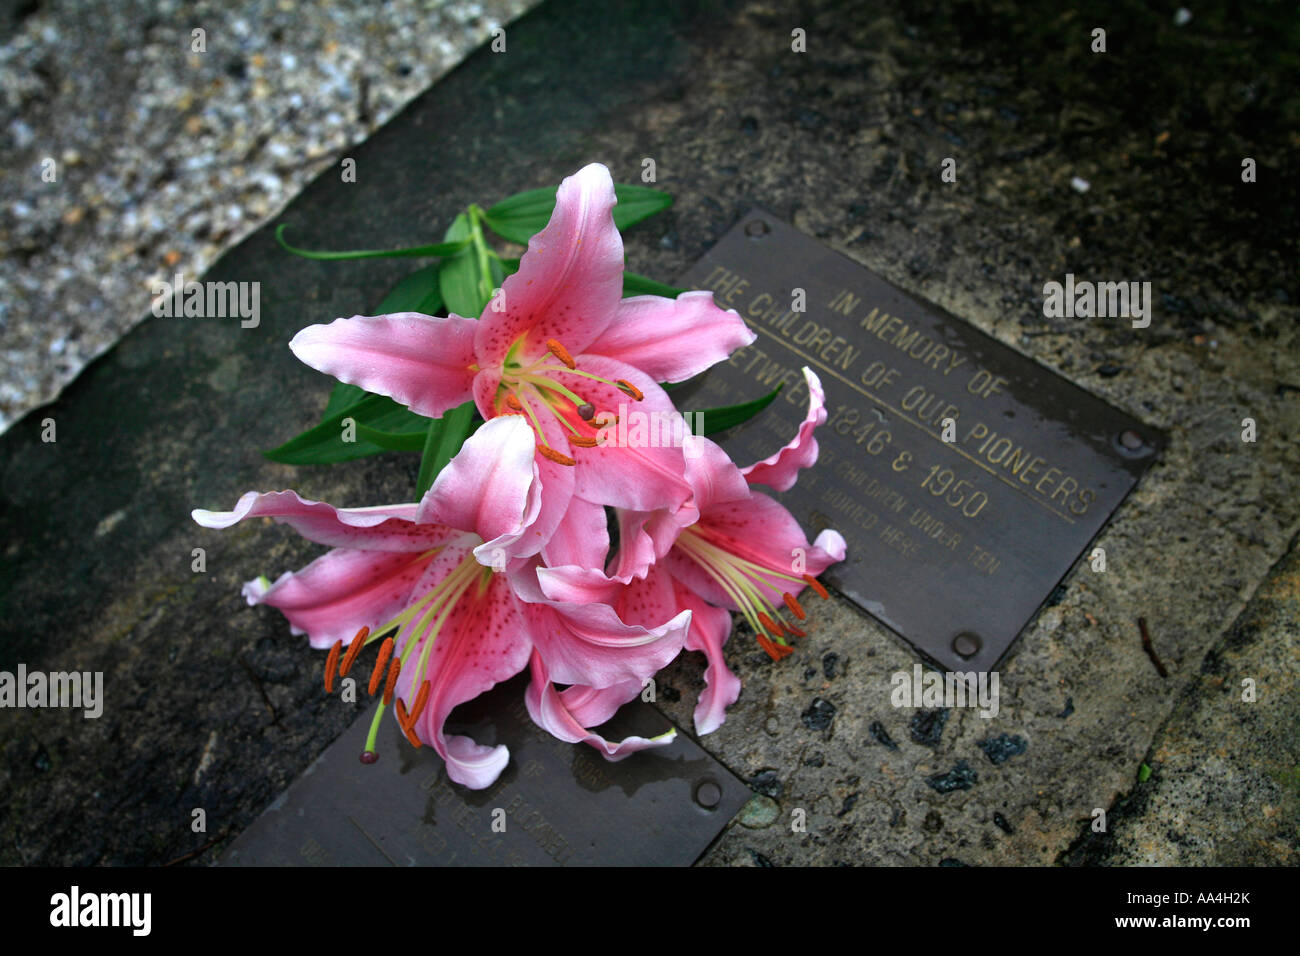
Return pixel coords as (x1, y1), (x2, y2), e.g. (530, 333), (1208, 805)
(738, 795), (780, 828)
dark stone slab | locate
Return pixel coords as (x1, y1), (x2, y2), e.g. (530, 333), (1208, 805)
(677, 211), (1163, 672)
(222, 676), (749, 867)
(2, 0), (1297, 868)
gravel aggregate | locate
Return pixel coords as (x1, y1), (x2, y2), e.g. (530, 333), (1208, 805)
(0, 0), (536, 433)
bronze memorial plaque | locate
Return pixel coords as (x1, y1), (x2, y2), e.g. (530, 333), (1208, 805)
(222, 675), (749, 866)
(675, 211), (1164, 673)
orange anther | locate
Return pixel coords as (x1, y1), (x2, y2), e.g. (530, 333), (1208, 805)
(368, 637), (394, 696)
(785, 622), (807, 639)
(382, 657), (401, 705)
(506, 394), (523, 411)
(339, 626), (369, 677)
(615, 379), (644, 401)
(407, 680), (432, 726)
(802, 574), (830, 600)
(324, 639), (342, 693)
(546, 338), (577, 370)
(756, 633), (782, 661)
(569, 435), (599, 447)
(538, 446), (577, 466)
(757, 612), (786, 637)
(783, 592), (807, 620)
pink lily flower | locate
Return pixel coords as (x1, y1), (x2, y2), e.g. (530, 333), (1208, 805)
(192, 416), (689, 789)
(541, 367), (846, 735)
(287, 162), (755, 562)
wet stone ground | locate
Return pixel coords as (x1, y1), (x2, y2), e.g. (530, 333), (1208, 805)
(1, 0), (1297, 865)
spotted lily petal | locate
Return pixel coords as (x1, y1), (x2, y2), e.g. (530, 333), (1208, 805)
(396, 559), (533, 790)
(289, 312), (478, 419)
(242, 546), (450, 649)
(475, 163), (624, 366)
(586, 290), (755, 383)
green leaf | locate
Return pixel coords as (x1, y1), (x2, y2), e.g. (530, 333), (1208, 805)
(483, 183), (674, 245)
(320, 264), (444, 420)
(611, 184), (674, 232)
(275, 224), (470, 260)
(354, 422), (429, 451)
(482, 187), (556, 244)
(1138, 763), (1152, 783)
(416, 402), (478, 497)
(263, 394), (432, 464)
(696, 385), (783, 435)
(374, 262), (445, 315)
(439, 214), (484, 318)
(323, 383), (368, 419)
(623, 270), (685, 298)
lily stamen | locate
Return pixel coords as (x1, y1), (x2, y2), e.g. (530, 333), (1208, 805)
(408, 680), (432, 726)
(783, 592), (806, 620)
(339, 625), (369, 677)
(539, 446), (577, 466)
(368, 637), (395, 696)
(802, 574), (830, 599)
(674, 526), (830, 662)
(324, 639), (342, 693)
(382, 657), (401, 705)
(615, 379), (644, 401)
(545, 338), (577, 369)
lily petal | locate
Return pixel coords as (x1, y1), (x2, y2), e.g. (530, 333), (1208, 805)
(606, 504), (692, 582)
(586, 291), (755, 383)
(683, 436), (752, 513)
(515, 562), (691, 689)
(193, 489), (457, 552)
(243, 546), (446, 648)
(289, 312), (477, 419)
(525, 650), (676, 760)
(557, 677), (645, 729)
(560, 355), (694, 514)
(541, 495), (610, 570)
(675, 581), (741, 735)
(417, 415), (544, 563)
(668, 492), (843, 611)
(741, 367), (827, 492)
(813, 527), (848, 563)
(533, 563), (623, 608)
(397, 564), (533, 790)
(475, 164), (624, 365)
(472, 373), (577, 554)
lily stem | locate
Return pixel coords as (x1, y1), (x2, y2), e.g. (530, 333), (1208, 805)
(466, 204), (496, 313)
